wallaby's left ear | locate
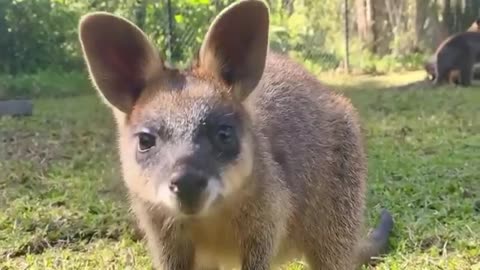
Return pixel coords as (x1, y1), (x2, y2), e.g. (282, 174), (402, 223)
(198, 0), (270, 101)
(78, 12), (162, 113)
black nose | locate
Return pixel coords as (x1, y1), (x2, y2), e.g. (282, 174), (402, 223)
(169, 171), (208, 209)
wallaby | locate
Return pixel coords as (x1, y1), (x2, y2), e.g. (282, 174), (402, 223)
(433, 31), (480, 86)
(425, 18), (480, 83)
(78, 0), (393, 269)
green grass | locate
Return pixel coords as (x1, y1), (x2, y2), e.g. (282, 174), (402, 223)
(1, 71), (479, 269)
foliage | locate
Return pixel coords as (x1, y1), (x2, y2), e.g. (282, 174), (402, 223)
(0, 70), (91, 99)
(0, 0), (81, 74)
(0, 0), (354, 75)
(0, 0), (477, 87)
(346, 51), (426, 75)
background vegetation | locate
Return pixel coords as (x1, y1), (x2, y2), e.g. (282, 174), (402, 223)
(0, 0), (479, 269)
(1, 0), (480, 79)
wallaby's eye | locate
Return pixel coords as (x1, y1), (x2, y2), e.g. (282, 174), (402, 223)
(137, 132), (156, 152)
(214, 125), (237, 150)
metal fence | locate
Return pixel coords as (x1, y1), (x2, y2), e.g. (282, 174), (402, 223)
(1, 0), (480, 77)
(140, 0), (351, 72)
(148, 0), (480, 75)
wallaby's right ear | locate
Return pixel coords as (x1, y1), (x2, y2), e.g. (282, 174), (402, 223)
(198, 0), (270, 101)
(79, 12), (161, 113)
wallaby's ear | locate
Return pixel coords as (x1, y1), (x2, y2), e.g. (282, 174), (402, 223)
(78, 12), (161, 113)
(199, 0), (270, 101)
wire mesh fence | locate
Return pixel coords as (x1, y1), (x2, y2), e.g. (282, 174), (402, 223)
(157, 0), (351, 72)
(145, 0), (478, 73)
(120, 0), (480, 76)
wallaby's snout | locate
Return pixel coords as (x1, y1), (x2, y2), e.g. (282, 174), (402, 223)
(168, 165), (213, 215)
(169, 169), (208, 201)
(123, 93), (254, 217)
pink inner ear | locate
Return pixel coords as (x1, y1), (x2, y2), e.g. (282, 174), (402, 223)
(106, 49), (135, 81)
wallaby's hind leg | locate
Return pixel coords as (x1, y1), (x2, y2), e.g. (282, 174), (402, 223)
(434, 53), (454, 86)
(460, 62), (474, 86)
(304, 209), (394, 270)
(433, 67), (449, 85)
(301, 209), (360, 269)
(304, 238), (355, 270)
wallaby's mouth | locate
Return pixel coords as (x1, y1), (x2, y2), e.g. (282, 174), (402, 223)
(156, 175), (224, 217)
(179, 182), (223, 217)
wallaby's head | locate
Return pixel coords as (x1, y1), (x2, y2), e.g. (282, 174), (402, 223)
(78, 0), (270, 217)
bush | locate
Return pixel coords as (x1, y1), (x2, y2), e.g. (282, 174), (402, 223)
(0, 70), (92, 99)
(347, 51), (428, 75)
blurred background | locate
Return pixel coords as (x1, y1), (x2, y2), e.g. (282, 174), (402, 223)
(1, 0), (480, 99)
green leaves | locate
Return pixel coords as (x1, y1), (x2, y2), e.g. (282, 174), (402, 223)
(0, 0), (349, 73)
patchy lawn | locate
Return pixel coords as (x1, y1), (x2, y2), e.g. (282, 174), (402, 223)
(1, 72), (479, 269)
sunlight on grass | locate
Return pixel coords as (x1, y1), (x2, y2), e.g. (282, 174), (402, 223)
(319, 70), (427, 89)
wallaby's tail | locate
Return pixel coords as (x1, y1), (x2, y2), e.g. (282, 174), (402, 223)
(355, 209), (394, 268)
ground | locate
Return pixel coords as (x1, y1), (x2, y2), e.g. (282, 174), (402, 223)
(1, 71), (479, 269)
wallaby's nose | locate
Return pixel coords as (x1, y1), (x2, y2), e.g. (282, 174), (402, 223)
(169, 170), (208, 211)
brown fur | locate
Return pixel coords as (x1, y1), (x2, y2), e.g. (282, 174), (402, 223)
(449, 69), (461, 85)
(425, 59), (462, 84)
(78, 1), (393, 269)
(426, 18), (480, 83)
(426, 67), (461, 85)
(433, 31), (480, 86)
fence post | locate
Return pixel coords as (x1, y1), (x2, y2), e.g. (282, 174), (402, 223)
(344, 0), (350, 74)
(166, 0), (174, 63)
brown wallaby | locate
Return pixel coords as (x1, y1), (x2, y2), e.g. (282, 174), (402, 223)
(78, 0), (393, 269)
(425, 18), (480, 83)
(433, 31), (480, 86)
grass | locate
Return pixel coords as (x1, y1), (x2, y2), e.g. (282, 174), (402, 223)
(1, 71), (479, 269)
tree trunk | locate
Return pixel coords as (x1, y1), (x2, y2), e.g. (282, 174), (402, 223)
(355, 0), (367, 40)
(453, 0), (463, 32)
(443, 0), (454, 33)
(372, 0), (389, 55)
(414, 0), (428, 48)
(282, 0), (294, 16)
(134, 0), (147, 30)
(354, 0), (376, 52)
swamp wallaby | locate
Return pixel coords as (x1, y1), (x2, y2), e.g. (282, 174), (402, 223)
(433, 31), (480, 86)
(424, 19), (480, 84)
(78, 0), (393, 269)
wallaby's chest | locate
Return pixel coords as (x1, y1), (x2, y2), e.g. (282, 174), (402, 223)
(188, 218), (241, 268)
(186, 214), (301, 269)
